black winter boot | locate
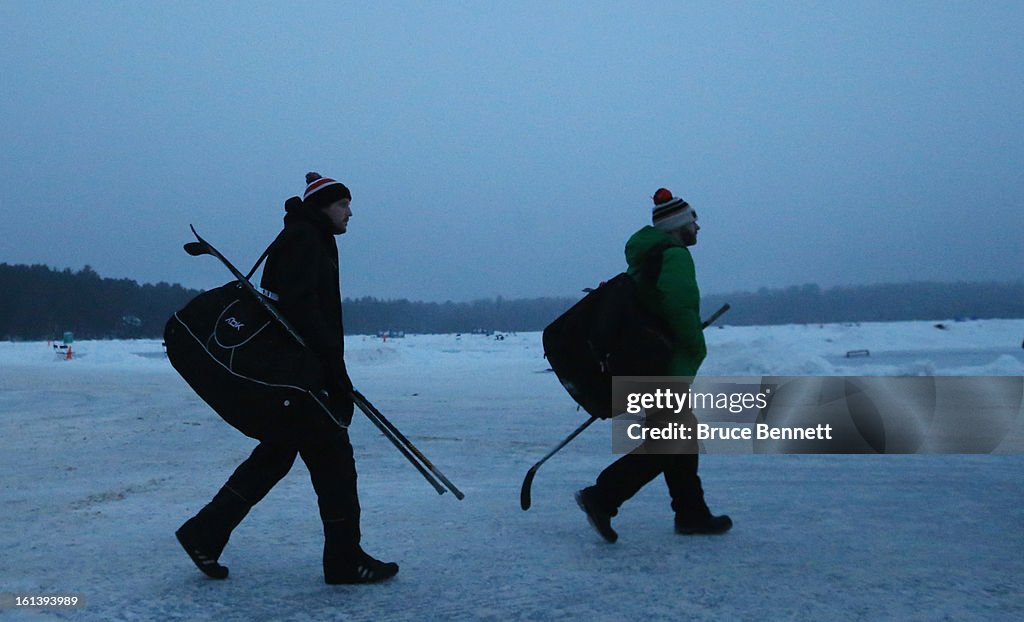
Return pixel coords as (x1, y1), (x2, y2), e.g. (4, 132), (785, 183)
(325, 549), (400, 584)
(322, 518), (398, 585)
(575, 487), (618, 543)
(176, 486), (251, 579)
(675, 512), (733, 535)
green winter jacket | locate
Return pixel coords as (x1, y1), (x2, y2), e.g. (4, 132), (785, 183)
(625, 225), (707, 377)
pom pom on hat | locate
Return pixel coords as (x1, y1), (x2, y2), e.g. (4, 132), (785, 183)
(302, 171), (351, 208)
(651, 187), (695, 231)
(653, 188), (675, 205)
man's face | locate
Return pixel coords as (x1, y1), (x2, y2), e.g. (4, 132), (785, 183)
(675, 220), (699, 247)
(324, 198), (352, 234)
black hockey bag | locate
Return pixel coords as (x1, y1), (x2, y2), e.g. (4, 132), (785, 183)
(543, 272), (673, 419)
(164, 282), (332, 442)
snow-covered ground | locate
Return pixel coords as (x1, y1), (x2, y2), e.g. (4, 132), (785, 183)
(2, 319), (1022, 621)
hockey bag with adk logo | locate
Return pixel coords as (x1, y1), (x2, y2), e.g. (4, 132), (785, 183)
(164, 281), (331, 442)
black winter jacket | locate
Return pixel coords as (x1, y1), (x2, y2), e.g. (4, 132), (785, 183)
(260, 202), (353, 398)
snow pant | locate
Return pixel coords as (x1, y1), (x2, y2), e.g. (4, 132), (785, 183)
(182, 391), (362, 568)
(223, 429), (361, 539)
(593, 452), (710, 518)
(592, 402), (710, 518)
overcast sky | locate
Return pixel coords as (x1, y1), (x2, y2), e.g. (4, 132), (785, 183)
(2, 2), (1021, 302)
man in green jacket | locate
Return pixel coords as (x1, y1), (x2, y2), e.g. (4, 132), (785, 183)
(575, 187), (732, 543)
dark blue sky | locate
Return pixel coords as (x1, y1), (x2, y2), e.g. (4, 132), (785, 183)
(2, 2), (1021, 301)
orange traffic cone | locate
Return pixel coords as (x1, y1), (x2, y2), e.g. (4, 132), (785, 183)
(66, 346), (73, 361)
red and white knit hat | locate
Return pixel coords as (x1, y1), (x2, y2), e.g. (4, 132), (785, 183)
(651, 187), (695, 231)
(302, 172), (351, 208)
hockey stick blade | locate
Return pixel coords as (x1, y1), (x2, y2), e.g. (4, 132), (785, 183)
(520, 465), (540, 510)
(184, 225), (212, 256)
(520, 416), (597, 511)
(183, 241), (208, 257)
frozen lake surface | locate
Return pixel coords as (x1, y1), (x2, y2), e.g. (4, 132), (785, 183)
(1, 319), (1022, 620)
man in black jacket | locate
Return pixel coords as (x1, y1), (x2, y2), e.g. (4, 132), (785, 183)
(176, 172), (398, 584)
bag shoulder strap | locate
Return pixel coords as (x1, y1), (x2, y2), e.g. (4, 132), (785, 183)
(244, 238), (277, 280)
(636, 240), (682, 285)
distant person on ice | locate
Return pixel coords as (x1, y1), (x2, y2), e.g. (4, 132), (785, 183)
(176, 172), (399, 584)
(575, 188), (732, 542)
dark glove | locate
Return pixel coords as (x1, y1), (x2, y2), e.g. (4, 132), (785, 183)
(320, 348), (353, 394)
(328, 391), (355, 427)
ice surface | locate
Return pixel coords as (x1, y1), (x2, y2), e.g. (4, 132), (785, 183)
(1, 320), (1022, 620)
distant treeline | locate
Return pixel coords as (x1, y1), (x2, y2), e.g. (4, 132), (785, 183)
(346, 281), (1024, 333)
(1, 262), (1022, 340)
(700, 282), (1024, 326)
(0, 264), (201, 340)
(343, 296), (572, 335)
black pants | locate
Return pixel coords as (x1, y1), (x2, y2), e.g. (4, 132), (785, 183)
(594, 451), (708, 517)
(223, 430), (360, 525)
(594, 400), (709, 517)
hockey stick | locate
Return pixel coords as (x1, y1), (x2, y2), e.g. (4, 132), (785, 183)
(352, 391), (465, 500)
(519, 415), (597, 511)
(184, 226), (450, 496)
(356, 399), (448, 496)
(702, 303), (731, 329)
(184, 225), (308, 348)
(520, 302), (731, 510)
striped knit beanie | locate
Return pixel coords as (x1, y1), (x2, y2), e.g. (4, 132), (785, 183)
(302, 172), (351, 209)
(651, 188), (695, 231)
